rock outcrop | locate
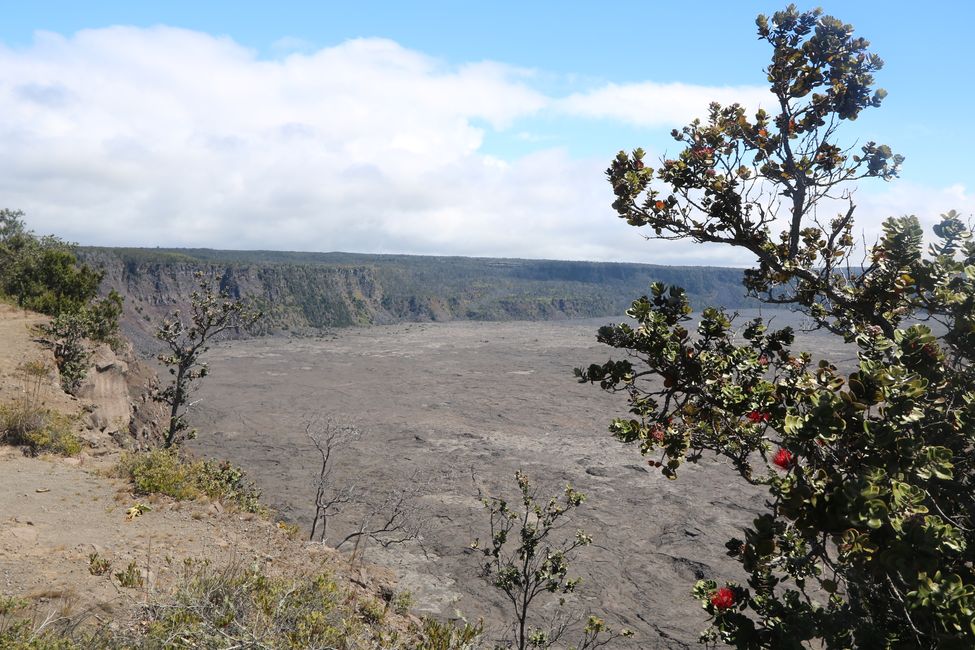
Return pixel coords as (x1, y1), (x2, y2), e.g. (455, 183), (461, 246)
(74, 342), (166, 449)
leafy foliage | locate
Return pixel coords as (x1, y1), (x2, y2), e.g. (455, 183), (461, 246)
(475, 471), (630, 649)
(38, 311), (93, 393)
(0, 210), (103, 316)
(154, 271), (260, 447)
(36, 290), (124, 393)
(578, 5), (975, 648)
(118, 449), (265, 514)
(1, 209), (124, 391)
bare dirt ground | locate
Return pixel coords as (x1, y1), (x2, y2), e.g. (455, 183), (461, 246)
(188, 312), (849, 648)
(0, 446), (320, 624)
(0, 304), (397, 636)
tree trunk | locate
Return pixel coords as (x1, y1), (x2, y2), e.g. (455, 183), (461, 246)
(164, 366), (186, 448)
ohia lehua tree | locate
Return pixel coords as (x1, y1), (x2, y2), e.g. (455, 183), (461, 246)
(577, 5), (975, 648)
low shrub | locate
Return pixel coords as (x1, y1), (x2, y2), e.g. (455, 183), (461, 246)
(358, 597), (386, 625)
(118, 450), (265, 514)
(1, 563), (483, 649)
(412, 617), (483, 650)
(0, 404), (81, 457)
(194, 459), (264, 514)
(391, 590), (415, 615)
(113, 562), (144, 590)
(118, 449), (198, 500)
(0, 360), (81, 456)
(87, 553), (111, 577)
(126, 561), (481, 649)
(0, 595), (84, 650)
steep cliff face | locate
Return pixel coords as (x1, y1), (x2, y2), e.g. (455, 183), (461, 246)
(79, 248), (757, 350)
(84, 255), (386, 350)
(72, 341), (167, 448)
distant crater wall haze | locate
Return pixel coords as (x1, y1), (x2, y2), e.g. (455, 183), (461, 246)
(79, 247), (762, 350)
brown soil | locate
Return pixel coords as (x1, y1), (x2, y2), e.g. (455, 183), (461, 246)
(0, 304), (399, 635)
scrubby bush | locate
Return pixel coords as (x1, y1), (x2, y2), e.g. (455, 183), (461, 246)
(0, 409), (82, 457)
(87, 553), (111, 577)
(194, 459), (265, 514)
(391, 590), (415, 615)
(0, 361), (81, 456)
(475, 471), (631, 649)
(413, 617), (483, 650)
(117, 449), (265, 514)
(1, 563), (482, 649)
(113, 562), (144, 590)
(118, 449), (199, 500)
(0, 595), (82, 650)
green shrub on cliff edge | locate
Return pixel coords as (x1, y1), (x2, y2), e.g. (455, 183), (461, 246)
(579, 6), (974, 647)
(0, 405), (81, 457)
(1, 209), (100, 317)
(0, 209), (124, 392)
(118, 448), (265, 514)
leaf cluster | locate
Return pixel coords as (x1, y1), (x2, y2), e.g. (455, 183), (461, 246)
(606, 6), (904, 338)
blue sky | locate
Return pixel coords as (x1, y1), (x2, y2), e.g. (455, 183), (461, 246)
(0, 1), (971, 264)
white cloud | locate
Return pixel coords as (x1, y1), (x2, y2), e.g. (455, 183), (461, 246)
(558, 81), (774, 127)
(853, 182), (975, 243)
(0, 27), (964, 266)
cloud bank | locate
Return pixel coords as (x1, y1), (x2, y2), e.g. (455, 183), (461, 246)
(0, 27), (969, 265)
(558, 82), (773, 127)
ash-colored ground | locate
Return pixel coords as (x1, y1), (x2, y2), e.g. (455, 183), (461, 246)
(189, 313), (846, 648)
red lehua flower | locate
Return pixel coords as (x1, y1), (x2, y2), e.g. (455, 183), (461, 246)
(773, 448), (795, 469)
(746, 410), (770, 423)
(710, 586), (735, 610)
(649, 424), (665, 442)
(654, 200), (666, 210)
(757, 355), (769, 366)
